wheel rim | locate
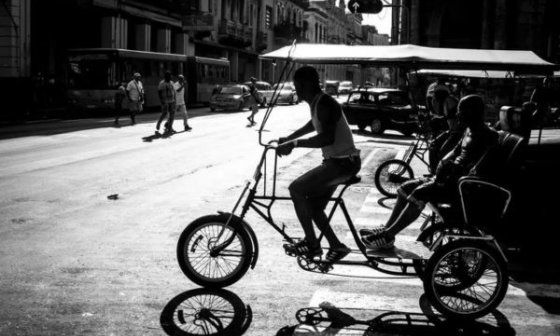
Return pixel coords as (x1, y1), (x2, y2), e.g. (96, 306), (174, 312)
(170, 292), (239, 335)
(371, 119), (382, 133)
(430, 246), (503, 315)
(183, 222), (248, 283)
(378, 162), (412, 195)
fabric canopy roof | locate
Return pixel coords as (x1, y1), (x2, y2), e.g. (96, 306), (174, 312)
(261, 44), (558, 73)
(414, 69), (512, 78)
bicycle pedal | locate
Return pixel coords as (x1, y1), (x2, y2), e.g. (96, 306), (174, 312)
(317, 262), (333, 273)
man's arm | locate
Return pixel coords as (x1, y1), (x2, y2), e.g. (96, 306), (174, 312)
(281, 120), (314, 142)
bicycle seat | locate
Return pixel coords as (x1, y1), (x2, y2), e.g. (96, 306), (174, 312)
(344, 175), (361, 185)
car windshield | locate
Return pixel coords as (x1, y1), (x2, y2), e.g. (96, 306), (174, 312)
(272, 83), (294, 91)
(377, 92), (410, 106)
(221, 86), (244, 94)
(348, 92), (374, 104)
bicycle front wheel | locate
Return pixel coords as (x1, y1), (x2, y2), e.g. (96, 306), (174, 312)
(177, 214), (254, 288)
(374, 159), (414, 197)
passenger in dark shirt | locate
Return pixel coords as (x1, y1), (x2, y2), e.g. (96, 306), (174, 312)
(361, 95), (498, 250)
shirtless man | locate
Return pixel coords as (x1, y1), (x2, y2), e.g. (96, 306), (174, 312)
(276, 66), (361, 263)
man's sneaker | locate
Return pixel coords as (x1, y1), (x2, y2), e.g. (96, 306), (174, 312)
(362, 232), (395, 250)
(359, 226), (386, 238)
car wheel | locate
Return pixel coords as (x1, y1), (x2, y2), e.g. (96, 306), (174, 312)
(260, 98), (267, 108)
(238, 102), (244, 111)
(210, 106), (216, 112)
(370, 119), (384, 134)
(358, 123), (367, 132)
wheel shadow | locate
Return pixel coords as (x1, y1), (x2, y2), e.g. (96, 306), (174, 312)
(160, 288), (252, 336)
(276, 295), (515, 336)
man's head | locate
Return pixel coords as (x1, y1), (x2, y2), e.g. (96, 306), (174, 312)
(178, 74), (185, 83)
(133, 72), (141, 80)
(433, 86), (449, 102)
(458, 94), (485, 128)
(293, 66), (321, 100)
(164, 71), (171, 81)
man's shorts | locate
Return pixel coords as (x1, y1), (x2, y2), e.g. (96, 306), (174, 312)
(398, 178), (454, 206)
(176, 104), (187, 114)
(128, 101), (143, 112)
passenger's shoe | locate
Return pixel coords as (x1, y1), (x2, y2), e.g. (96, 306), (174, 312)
(359, 226), (386, 237)
(362, 232), (395, 250)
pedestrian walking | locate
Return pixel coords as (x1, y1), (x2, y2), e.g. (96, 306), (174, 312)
(114, 82), (127, 125)
(246, 77), (261, 126)
(126, 73), (144, 124)
(156, 71), (176, 134)
(174, 74), (192, 131)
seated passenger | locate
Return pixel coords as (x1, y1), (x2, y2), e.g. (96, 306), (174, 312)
(361, 95), (498, 249)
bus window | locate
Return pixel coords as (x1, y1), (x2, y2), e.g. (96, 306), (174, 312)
(68, 60), (116, 89)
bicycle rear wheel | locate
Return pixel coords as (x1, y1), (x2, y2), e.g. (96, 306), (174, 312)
(374, 159), (414, 197)
(423, 240), (508, 320)
(177, 214), (253, 288)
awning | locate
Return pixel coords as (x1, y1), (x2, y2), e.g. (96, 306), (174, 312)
(414, 69), (512, 78)
(261, 44), (558, 74)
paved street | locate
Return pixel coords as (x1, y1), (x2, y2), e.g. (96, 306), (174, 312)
(1, 104), (560, 336)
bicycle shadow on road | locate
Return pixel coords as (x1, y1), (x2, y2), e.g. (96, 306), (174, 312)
(276, 295), (514, 336)
(160, 288), (252, 336)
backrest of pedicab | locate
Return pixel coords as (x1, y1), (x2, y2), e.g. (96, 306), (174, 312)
(458, 131), (525, 234)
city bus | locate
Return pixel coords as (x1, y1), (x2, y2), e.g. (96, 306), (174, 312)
(66, 48), (230, 111)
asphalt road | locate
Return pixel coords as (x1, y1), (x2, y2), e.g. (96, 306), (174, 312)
(1, 103), (560, 336)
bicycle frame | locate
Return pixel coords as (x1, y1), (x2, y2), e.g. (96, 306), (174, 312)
(213, 144), (419, 276)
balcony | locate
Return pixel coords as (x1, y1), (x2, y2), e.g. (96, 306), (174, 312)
(183, 12), (214, 31)
(273, 22), (304, 45)
(218, 19), (253, 48)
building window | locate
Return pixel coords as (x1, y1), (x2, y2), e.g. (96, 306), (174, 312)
(265, 6), (272, 30)
(250, 4), (254, 26)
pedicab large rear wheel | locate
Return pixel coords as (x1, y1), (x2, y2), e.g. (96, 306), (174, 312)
(374, 159), (414, 197)
(423, 240), (508, 320)
(177, 214), (253, 288)
(413, 223), (481, 279)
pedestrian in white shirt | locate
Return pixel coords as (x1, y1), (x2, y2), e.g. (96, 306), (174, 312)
(126, 72), (144, 124)
(174, 75), (191, 131)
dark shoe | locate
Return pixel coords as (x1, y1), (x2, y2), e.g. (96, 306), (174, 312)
(155, 130), (160, 135)
(324, 245), (351, 263)
(359, 226), (386, 238)
(283, 240), (322, 258)
(362, 232), (395, 250)
(185, 125), (192, 131)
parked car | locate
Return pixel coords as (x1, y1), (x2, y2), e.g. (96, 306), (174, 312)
(324, 80), (340, 96)
(341, 88), (419, 135)
(339, 81), (354, 94)
(209, 84), (256, 112)
(243, 80), (271, 107)
(261, 82), (298, 105)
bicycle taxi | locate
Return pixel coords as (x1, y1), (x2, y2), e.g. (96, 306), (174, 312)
(176, 43), (559, 321)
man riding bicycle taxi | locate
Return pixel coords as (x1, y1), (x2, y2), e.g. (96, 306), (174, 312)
(276, 66), (361, 263)
(361, 94), (499, 250)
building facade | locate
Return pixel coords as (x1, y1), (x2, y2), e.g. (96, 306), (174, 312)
(391, 0), (560, 64)
(0, 0), (383, 120)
